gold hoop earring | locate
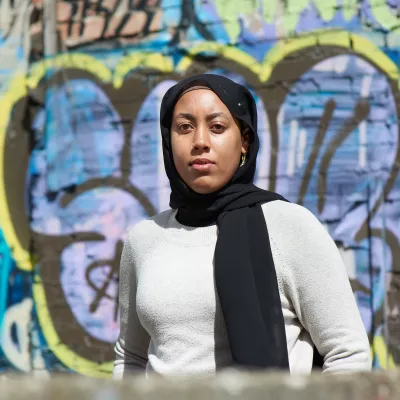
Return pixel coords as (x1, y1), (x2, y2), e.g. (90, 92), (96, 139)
(240, 153), (246, 167)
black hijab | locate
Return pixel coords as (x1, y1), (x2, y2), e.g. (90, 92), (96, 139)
(160, 74), (289, 369)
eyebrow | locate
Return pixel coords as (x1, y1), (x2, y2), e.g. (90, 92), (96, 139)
(175, 112), (229, 121)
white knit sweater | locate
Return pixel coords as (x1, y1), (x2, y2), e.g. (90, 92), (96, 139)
(113, 201), (371, 378)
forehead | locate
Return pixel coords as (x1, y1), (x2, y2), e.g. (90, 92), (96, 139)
(173, 89), (231, 116)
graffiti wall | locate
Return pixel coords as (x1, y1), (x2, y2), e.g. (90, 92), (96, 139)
(0, 0), (400, 376)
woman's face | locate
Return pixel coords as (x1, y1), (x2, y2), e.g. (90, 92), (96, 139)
(171, 89), (249, 194)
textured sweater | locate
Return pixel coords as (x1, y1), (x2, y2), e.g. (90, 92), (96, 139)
(113, 201), (372, 378)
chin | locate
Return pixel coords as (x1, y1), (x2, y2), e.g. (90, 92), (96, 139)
(189, 177), (221, 194)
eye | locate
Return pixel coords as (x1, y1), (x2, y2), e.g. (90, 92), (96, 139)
(179, 123), (193, 132)
(211, 123), (225, 133)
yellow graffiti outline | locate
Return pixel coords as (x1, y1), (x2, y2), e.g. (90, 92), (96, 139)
(0, 74), (29, 270)
(260, 30), (399, 83)
(27, 53), (112, 90)
(176, 41), (262, 76)
(114, 52), (174, 88)
(0, 32), (398, 376)
(0, 53), (113, 376)
(175, 31), (399, 90)
(0, 51), (179, 377)
(372, 336), (396, 370)
(32, 278), (113, 377)
(0, 54), (113, 273)
(0, 51), (174, 377)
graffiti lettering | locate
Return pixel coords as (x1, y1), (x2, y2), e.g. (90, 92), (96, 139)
(170, 0), (216, 45)
(56, 0), (163, 48)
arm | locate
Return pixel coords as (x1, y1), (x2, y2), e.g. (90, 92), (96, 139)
(113, 228), (150, 379)
(269, 202), (372, 373)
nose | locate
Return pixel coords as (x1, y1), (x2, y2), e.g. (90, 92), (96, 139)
(192, 124), (211, 152)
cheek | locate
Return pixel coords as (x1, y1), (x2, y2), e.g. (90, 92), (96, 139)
(215, 135), (242, 165)
(171, 135), (188, 167)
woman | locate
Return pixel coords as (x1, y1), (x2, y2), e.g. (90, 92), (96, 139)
(113, 74), (371, 377)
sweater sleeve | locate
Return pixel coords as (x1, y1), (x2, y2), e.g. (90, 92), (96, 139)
(265, 202), (372, 374)
(113, 227), (150, 379)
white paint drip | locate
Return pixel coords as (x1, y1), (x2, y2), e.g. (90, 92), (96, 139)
(256, 106), (271, 189)
(287, 120), (298, 176)
(360, 75), (372, 98)
(297, 128), (307, 168)
(278, 105), (285, 134)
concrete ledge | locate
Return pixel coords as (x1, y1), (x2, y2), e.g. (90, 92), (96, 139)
(1, 370), (399, 400)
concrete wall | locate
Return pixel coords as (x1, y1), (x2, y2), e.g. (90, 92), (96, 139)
(0, 0), (400, 376)
(1, 371), (400, 399)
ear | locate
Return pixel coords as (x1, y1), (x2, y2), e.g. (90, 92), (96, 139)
(241, 132), (250, 154)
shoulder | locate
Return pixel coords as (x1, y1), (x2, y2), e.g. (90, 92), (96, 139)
(261, 200), (338, 259)
(261, 201), (342, 273)
(261, 200), (323, 235)
(125, 209), (176, 251)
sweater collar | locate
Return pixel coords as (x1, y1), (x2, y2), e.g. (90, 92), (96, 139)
(162, 209), (218, 247)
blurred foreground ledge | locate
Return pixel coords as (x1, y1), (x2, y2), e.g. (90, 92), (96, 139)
(1, 370), (399, 400)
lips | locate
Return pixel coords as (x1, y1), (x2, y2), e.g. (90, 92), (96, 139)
(190, 158), (215, 172)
